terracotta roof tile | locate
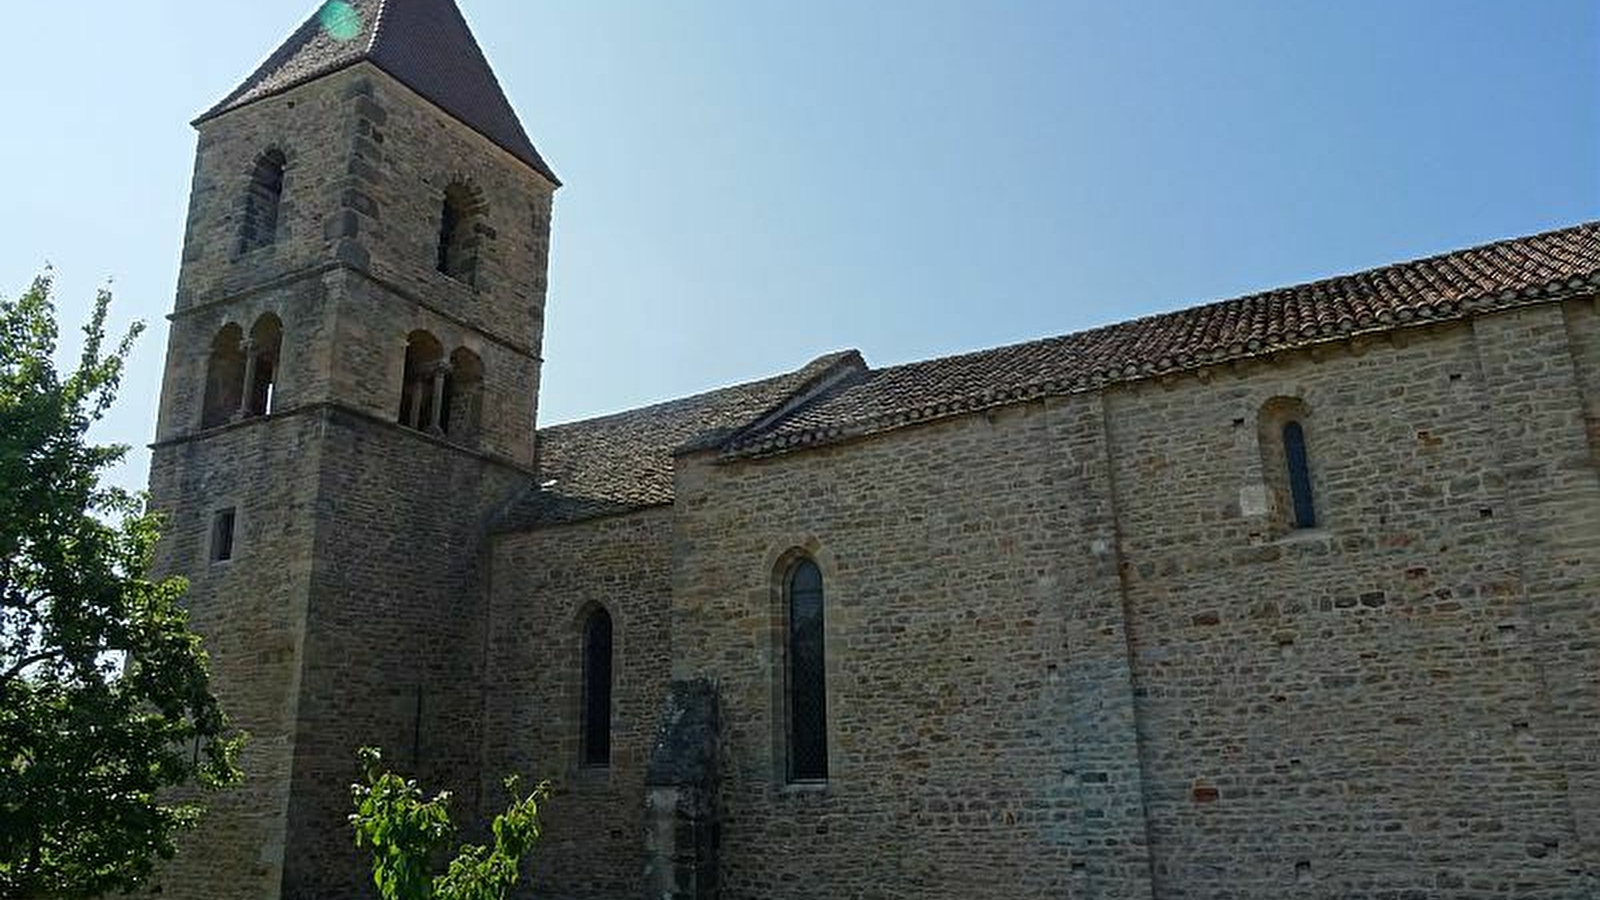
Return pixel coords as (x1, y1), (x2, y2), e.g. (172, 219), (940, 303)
(727, 221), (1600, 457)
(498, 352), (864, 528)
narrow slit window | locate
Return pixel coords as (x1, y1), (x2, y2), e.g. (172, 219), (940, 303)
(211, 508), (237, 563)
(1283, 421), (1316, 528)
(787, 558), (828, 782)
(581, 607), (613, 768)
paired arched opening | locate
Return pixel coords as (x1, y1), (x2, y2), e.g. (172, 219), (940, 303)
(580, 605), (614, 768)
(398, 332), (485, 443)
(436, 182), (485, 286)
(201, 324), (246, 429)
(201, 314), (282, 429)
(782, 556), (829, 782)
(1259, 397), (1318, 530)
(245, 314), (282, 418)
(238, 149), (286, 253)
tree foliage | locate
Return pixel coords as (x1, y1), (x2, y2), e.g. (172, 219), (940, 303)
(351, 747), (549, 900)
(0, 273), (243, 900)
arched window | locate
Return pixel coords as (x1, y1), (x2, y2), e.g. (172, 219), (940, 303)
(444, 348), (484, 444)
(785, 557), (828, 782)
(238, 149), (286, 253)
(436, 183), (483, 285)
(581, 607), (613, 768)
(244, 313), (283, 418)
(201, 324), (246, 429)
(398, 331), (445, 433)
(1259, 397), (1319, 531)
(1283, 421), (1316, 529)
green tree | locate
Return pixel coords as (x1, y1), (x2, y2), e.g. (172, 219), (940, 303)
(351, 747), (549, 900)
(0, 273), (243, 900)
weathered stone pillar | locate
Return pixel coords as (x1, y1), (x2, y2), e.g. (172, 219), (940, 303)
(427, 361), (451, 435)
(405, 378), (425, 429)
(235, 338), (258, 420)
(643, 679), (721, 900)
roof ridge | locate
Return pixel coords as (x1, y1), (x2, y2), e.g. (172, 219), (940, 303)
(688, 351), (869, 455)
(365, 0), (391, 53)
(536, 352), (861, 434)
(853, 221), (1600, 383)
(1251, 220), (1599, 300)
(725, 219), (1600, 458)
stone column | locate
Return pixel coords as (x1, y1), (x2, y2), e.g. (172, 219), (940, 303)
(235, 338), (259, 421)
(405, 379), (424, 430)
(426, 361), (452, 436)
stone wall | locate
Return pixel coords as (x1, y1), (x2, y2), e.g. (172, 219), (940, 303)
(148, 415), (324, 900)
(637, 298), (1600, 899)
(166, 62), (554, 467)
(669, 394), (1151, 900)
(281, 410), (532, 900)
(1107, 308), (1595, 898)
(484, 509), (676, 899)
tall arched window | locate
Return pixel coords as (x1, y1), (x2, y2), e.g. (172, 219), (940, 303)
(581, 607), (613, 768)
(1259, 396), (1319, 531)
(238, 149), (286, 253)
(201, 324), (246, 429)
(436, 183), (483, 285)
(786, 558), (828, 782)
(1283, 421), (1316, 529)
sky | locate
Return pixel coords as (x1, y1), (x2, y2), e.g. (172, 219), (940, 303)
(0, 0), (1594, 493)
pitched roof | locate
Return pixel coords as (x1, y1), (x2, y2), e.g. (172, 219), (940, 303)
(498, 352), (864, 528)
(502, 222), (1598, 529)
(197, 0), (558, 184)
(727, 221), (1600, 457)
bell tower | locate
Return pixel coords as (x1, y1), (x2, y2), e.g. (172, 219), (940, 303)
(146, 2), (557, 897)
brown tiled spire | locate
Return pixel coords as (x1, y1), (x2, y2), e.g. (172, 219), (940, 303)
(196, 0), (559, 184)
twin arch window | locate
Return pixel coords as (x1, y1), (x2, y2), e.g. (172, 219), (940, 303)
(397, 332), (485, 443)
(201, 314), (282, 429)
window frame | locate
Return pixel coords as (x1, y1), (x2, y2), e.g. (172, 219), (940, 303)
(782, 556), (829, 784)
(237, 148), (287, 255)
(210, 507), (238, 564)
(579, 605), (614, 770)
(1282, 419), (1317, 529)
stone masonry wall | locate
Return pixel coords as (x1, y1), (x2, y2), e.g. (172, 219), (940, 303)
(172, 62), (554, 467)
(148, 415), (325, 900)
(658, 299), (1597, 899)
(670, 394), (1153, 900)
(484, 509), (676, 900)
(1107, 309), (1595, 898)
(280, 410), (533, 900)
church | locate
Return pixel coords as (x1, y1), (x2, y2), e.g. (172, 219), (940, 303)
(146, 1), (1600, 898)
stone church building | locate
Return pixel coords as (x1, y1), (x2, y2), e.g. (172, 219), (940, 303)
(146, 1), (1600, 898)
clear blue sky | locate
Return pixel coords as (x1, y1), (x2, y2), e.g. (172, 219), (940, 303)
(1, 1), (1594, 492)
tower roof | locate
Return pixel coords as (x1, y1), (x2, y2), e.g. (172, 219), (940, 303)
(197, 0), (559, 184)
